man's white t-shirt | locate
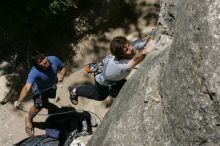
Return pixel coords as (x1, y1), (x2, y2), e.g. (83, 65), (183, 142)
(95, 39), (147, 85)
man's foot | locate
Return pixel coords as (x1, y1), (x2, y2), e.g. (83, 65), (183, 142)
(25, 117), (34, 136)
(68, 86), (78, 105)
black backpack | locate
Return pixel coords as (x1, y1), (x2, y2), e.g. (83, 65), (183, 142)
(14, 111), (92, 146)
(13, 135), (60, 146)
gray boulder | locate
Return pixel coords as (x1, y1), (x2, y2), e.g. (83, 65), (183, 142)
(87, 0), (220, 146)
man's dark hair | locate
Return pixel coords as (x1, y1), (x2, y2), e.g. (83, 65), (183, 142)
(110, 36), (129, 60)
(31, 51), (46, 70)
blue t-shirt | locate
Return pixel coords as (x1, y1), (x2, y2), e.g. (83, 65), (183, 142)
(26, 56), (64, 94)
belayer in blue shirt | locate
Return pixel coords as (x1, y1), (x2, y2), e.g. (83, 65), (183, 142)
(14, 51), (66, 136)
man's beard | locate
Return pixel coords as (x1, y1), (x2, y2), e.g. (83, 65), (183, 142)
(123, 52), (135, 59)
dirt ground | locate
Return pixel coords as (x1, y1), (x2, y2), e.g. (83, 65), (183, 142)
(0, 67), (113, 145)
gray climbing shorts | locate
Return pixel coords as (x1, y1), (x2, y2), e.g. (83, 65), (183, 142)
(33, 87), (56, 109)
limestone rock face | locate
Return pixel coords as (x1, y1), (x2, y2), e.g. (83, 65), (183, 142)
(160, 0), (220, 145)
(87, 0), (220, 146)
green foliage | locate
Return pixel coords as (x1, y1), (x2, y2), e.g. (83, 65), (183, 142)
(49, 0), (78, 14)
(0, 0), (78, 47)
(0, 0), (80, 72)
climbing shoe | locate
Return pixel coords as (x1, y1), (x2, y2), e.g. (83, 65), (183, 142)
(68, 86), (78, 105)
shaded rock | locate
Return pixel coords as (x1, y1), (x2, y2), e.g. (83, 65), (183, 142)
(160, 0), (220, 145)
(0, 74), (19, 104)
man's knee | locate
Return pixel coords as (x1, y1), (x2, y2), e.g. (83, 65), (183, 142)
(96, 93), (109, 101)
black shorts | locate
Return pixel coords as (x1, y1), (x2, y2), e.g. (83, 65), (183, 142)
(109, 79), (126, 97)
(33, 87), (57, 109)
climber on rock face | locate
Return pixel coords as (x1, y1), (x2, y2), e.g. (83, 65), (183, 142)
(14, 51), (66, 136)
(68, 33), (155, 105)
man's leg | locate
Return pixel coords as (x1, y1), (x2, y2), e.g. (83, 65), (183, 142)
(76, 84), (109, 100)
(26, 105), (41, 136)
(41, 88), (59, 114)
(109, 79), (127, 97)
(25, 95), (43, 136)
(69, 81), (110, 105)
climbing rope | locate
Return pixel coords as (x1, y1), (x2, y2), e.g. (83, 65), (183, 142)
(16, 106), (102, 124)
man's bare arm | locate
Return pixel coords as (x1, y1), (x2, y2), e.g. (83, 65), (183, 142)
(127, 39), (154, 70)
(18, 83), (32, 102)
(57, 65), (67, 82)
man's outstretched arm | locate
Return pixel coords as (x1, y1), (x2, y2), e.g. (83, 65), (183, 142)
(127, 39), (154, 70)
(14, 83), (31, 108)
